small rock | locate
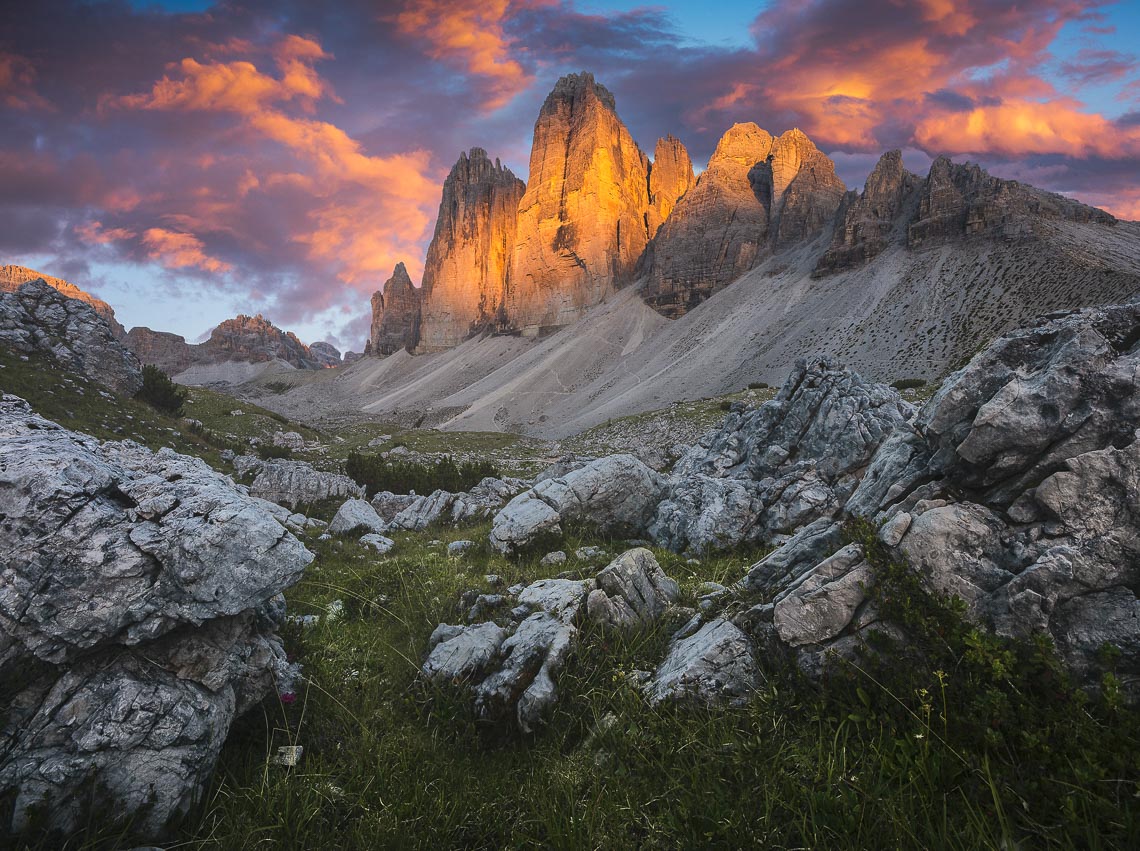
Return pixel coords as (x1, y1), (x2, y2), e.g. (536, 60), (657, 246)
(359, 533), (396, 555)
(448, 540), (476, 556)
(540, 551), (567, 567)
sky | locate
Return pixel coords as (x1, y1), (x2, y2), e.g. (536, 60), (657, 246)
(3, 1), (1139, 351)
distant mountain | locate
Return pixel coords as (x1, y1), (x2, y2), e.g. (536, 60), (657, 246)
(125, 313), (341, 376)
(243, 72), (1139, 437)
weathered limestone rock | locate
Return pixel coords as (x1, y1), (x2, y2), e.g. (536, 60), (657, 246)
(647, 134), (696, 237)
(328, 498), (387, 535)
(0, 396), (312, 836)
(586, 548), (681, 629)
(643, 123), (774, 318)
(0, 279), (142, 396)
(506, 72), (651, 333)
(127, 314), (328, 373)
(308, 341), (342, 367)
(764, 129), (846, 248)
(247, 459), (364, 509)
(370, 263), (422, 356)
(647, 619), (760, 705)
(0, 264), (123, 337)
(908, 156), (1114, 249)
(651, 359), (912, 553)
(423, 622), (508, 683)
(490, 455), (666, 554)
(418, 148), (526, 351)
(123, 326), (197, 374)
(815, 150), (921, 274)
(387, 477), (526, 532)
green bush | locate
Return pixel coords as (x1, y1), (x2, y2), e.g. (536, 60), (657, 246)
(890, 377), (926, 390)
(345, 453), (499, 497)
(747, 381), (769, 390)
(257, 444), (292, 461)
(718, 400), (733, 411)
(134, 365), (187, 415)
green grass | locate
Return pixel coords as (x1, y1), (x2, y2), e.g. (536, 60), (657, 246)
(18, 518), (1134, 850)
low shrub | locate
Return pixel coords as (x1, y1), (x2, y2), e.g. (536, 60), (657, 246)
(257, 444), (292, 461)
(345, 453), (499, 497)
(135, 365), (187, 416)
(890, 377), (926, 390)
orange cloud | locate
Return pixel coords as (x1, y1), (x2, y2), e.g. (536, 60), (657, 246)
(142, 227), (232, 273)
(109, 36), (441, 288)
(394, 0), (552, 111)
(916, 99), (1140, 158)
(76, 221), (136, 244)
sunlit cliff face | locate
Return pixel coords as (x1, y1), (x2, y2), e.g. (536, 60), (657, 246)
(0, 0), (1136, 346)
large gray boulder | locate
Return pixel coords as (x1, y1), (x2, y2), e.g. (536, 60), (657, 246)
(0, 395), (313, 837)
(651, 358), (912, 553)
(387, 477), (527, 532)
(587, 548), (681, 629)
(490, 455), (666, 554)
(328, 498), (387, 535)
(0, 278), (142, 396)
(248, 458), (364, 509)
(647, 619), (760, 705)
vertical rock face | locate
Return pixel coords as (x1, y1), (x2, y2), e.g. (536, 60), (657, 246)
(815, 150), (921, 274)
(907, 156), (1115, 249)
(506, 72), (651, 334)
(645, 125), (845, 317)
(370, 263), (422, 356)
(647, 135), (696, 237)
(643, 123), (774, 318)
(418, 149), (526, 351)
(0, 265), (124, 338)
(766, 130), (847, 248)
(123, 327), (197, 374)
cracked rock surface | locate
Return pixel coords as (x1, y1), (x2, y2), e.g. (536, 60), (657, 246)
(0, 395), (313, 837)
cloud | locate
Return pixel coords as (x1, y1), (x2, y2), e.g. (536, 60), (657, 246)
(108, 34), (440, 295)
(0, 52), (54, 111)
(393, 0), (553, 111)
(142, 227), (232, 272)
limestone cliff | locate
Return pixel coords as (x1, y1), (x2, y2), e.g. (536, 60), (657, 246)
(644, 125), (845, 317)
(309, 341), (342, 367)
(908, 156), (1115, 249)
(0, 265), (124, 337)
(123, 327), (198, 374)
(647, 135), (696, 237)
(370, 263), (422, 356)
(506, 72), (651, 334)
(643, 123), (774, 318)
(418, 149), (526, 351)
(815, 150), (921, 274)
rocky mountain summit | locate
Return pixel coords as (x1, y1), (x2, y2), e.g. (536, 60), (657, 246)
(0, 395), (313, 836)
(126, 312), (338, 376)
(369, 262), (422, 355)
(0, 278), (142, 395)
(0, 265), (124, 337)
(417, 148), (526, 351)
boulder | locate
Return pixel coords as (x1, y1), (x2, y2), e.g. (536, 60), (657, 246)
(0, 395), (312, 837)
(328, 499), (387, 535)
(586, 548), (680, 629)
(359, 533), (396, 555)
(647, 619), (760, 705)
(248, 459), (364, 509)
(423, 623), (508, 683)
(490, 455), (665, 554)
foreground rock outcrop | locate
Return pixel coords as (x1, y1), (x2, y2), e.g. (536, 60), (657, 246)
(0, 395), (313, 837)
(424, 549), (681, 730)
(417, 149), (527, 351)
(0, 278), (142, 396)
(651, 359), (912, 552)
(370, 263), (422, 356)
(239, 456), (365, 509)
